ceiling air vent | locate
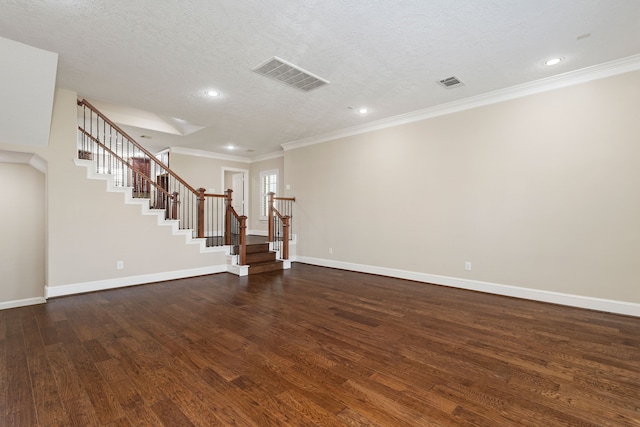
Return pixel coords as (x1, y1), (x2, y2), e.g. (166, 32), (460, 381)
(252, 56), (330, 92)
(437, 76), (464, 88)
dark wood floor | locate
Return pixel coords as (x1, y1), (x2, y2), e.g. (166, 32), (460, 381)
(2, 264), (639, 426)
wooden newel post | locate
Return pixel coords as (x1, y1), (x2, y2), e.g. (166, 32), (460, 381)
(282, 216), (290, 260)
(171, 191), (179, 220)
(225, 189), (232, 246)
(239, 215), (247, 265)
(268, 192), (275, 242)
(197, 188), (206, 239)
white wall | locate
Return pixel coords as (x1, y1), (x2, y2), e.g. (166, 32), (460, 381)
(0, 163), (45, 307)
(286, 70), (640, 312)
(0, 36), (57, 147)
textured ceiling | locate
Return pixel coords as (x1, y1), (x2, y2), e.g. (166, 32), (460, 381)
(2, 0), (640, 158)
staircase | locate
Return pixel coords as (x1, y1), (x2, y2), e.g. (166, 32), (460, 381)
(77, 98), (294, 277)
(234, 236), (282, 274)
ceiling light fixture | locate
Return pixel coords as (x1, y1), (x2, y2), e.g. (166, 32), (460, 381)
(205, 90), (220, 97)
(358, 108), (369, 114)
(544, 57), (563, 66)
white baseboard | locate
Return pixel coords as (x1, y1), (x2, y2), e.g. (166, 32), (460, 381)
(295, 256), (640, 317)
(45, 265), (227, 299)
(248, 229), (268, 236)
(0, 297), (47, 310)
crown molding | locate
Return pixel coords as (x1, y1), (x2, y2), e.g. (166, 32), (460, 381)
(282, 54), (640, 152)
(169, 146), (284, 164)
(170, 146), (250, 163)
(249, 151), (284, 162)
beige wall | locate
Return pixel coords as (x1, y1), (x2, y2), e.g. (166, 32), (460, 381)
(169, 152), (248, 194)
(249, 156), (285, 233)
(286, 70), (640, 304)
(0, 163), (45, 302)
(0, 89), (228, 302)
(46, 91), (227, 287)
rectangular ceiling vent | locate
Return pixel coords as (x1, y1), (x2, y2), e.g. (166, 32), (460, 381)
(437, 76), (464, 89)
(252, 56), (330, 92)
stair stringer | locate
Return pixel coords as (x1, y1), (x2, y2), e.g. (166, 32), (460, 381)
(74, 158), (229, 255)
(226, 254), (249, 276)
(267, 242), (294, 270)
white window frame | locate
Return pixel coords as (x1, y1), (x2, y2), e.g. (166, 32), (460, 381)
(259, 169), (279, 220)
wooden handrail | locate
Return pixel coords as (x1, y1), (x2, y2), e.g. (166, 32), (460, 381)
(274, 196), (296, 202)
(78, 128), (173, 198)
(78, 99), (238, 247)
(77, 99), (199, 195)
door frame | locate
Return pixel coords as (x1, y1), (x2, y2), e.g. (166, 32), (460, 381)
(221, 167), (249, 217)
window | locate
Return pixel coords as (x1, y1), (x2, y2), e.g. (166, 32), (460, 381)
(259, 169), (278, 219)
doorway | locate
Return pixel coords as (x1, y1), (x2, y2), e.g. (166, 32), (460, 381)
(222, 167), (249, 216)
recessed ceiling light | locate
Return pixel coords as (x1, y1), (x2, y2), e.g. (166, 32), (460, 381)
(357, 108), (369, 114)
(226, 145), (235, 150)
(205, 90), (220, 97)
(544, 57), (563, 66)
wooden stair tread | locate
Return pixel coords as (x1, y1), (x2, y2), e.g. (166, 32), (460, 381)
(248, 260), (283, 274)
(242, 238), (284, 274)
(246, 251), (277, 263)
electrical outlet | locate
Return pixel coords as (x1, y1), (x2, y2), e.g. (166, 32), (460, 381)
(465, 261), (471, 271)
(329, 248), (333, 254)
(117, 261), (124, 270)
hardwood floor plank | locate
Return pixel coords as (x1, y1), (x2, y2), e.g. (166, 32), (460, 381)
(121, 402), (165, 427)
(0, 310), (7, 418)
(46, 342), (101, 425)
(276, 388), (347, 427)
(56, 319), (127, 424)
(150, 399), (194, 427)
(336, 407), (385, 427)
(3, 264), (640, 425)
(20, 308), (67, 426)
(5, 310), (36, 419)
(104, 418), (134, 427)
(95, 359), (146, 410)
